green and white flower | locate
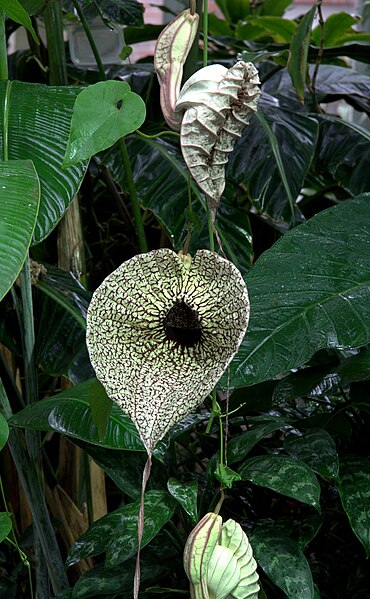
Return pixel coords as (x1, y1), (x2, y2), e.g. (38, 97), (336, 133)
(184, 513), (260, 599)
(86, 249), (249, 453)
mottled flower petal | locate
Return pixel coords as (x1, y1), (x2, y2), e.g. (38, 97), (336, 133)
(86, 249), (249, 453)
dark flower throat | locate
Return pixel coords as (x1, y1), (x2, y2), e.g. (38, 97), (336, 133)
(164, 300), (202, 349)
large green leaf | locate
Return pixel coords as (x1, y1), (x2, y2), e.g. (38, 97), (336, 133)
(63, 81), (146, 167)
(227, 95), (318, 226)
(0, 159), (39, 301)
(230, 196), (370, 387)
(0, 81), (86, 244)
(250, 523), (314, 599)
(66, 490), (176, 567)
(339, 457), (370, 557)
(284, 429), (339, 481)
(239, 455), (321, 508)
(236, 17), (296, 43)
(8, 378), (145, 451)
(311, 12), (370, 47)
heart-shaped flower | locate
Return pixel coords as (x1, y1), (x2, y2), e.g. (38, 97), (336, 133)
(86, 249), (249, 453)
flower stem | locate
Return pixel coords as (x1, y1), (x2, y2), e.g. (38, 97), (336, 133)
(44, 0), (68, 85)
(203, 0), (208, 67)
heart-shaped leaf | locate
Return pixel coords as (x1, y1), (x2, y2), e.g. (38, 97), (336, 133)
(63, 81), (146, 167)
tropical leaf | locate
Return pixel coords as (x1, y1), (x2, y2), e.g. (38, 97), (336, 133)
(339, 457), (370, 557)
(0, 160), (39, 301)
(239, 455), (321, 508)
(0, 81), (86, 244)
(230, 196), (370, 387)
(284, 429), (339, 481)
(251, 522), (314, 599)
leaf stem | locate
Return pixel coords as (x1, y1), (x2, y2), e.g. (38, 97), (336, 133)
(72, 0), (148, 252)
(0, 9), (7, 81)
(136, 129), (180, 140)
(119, 138), (148, 253)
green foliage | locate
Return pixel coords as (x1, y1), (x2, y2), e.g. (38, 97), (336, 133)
(1, 0), (370, 597)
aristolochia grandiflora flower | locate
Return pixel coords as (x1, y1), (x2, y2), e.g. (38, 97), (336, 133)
(86, 249), (249, 454)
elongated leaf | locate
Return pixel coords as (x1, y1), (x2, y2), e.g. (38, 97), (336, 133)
(239, 455), (321, 508)
(0, 81), (86, 244)
(227, 420), (290, 464)
(311, 12), (370, 46)
(230, 196), (370, 387)
(66, 490), (176, 567)
(0, 512), (12, 543)
(285, 429), (339, 481)
(9, 378), (145, 451)
(63, 81), (146, 167)
(287, 5), (316, 102)
(0, 0), (38, 42)
(339, 457), (370, 556)
(0, 160), (39, 301)
(273, 366), (341, 404)
(250, 523), (314, 599)
(0, 412), (9, 451)
(167, 478), (198, 523)
(227, 94), (318, 225)
(261, 0), (293, 16)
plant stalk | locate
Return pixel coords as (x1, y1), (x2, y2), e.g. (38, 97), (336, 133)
(0, 9), (7, 81)
(44, 0), (68, 85)
(71, 0), (106, 80)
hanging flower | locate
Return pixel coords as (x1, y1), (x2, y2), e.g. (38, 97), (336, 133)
(86, 249), (249, 453)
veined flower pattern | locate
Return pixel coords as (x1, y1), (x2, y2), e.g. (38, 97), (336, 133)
(86, 249), (249, 453)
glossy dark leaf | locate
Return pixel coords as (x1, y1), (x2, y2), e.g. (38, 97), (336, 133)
(88, 379), (112, 441)
(227, 419), (291, 465)
(284, 429), (339, 481)
(339, 457), (370, 556)
(0, 160), (39, 301)
(273, 366), (341, 404)
(0, 82), (86, 244)
(34, 265), (93, 384)
(239, 455), (321, 508)
(250, 523), (314, 599)
(66, 490), (176, 567)
(313, 115), (370, 195)
(167, 478), (198, 523)
(230, 196), (370, 387)
(227, 94), (318, 225)
(9, 378), (145, 451)
(337, 348), (370, 384)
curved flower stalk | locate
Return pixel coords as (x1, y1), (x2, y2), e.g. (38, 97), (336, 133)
(184, 513), (260, 599)
(154, 8), (199, 131)
(175, 61), (261, 214)
(86, 248), (249, 454)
